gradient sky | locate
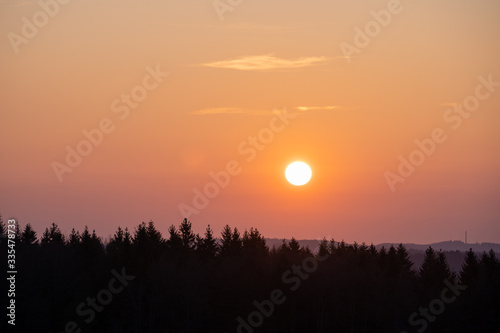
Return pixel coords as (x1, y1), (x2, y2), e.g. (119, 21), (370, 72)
(1, 0), (499, 244)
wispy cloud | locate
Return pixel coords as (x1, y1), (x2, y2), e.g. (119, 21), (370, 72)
(191, 106), (341, 116)
(221, 24), (292, 32)
(201, 54), (329, 71)
(0, 1), (32, 8)
(191, 107), (275, 116)
(294, 106), (339, 112)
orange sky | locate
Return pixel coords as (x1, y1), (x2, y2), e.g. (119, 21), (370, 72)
(1, 0), (499, 244)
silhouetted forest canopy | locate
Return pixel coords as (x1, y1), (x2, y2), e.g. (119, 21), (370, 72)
(1, 216), (499, 332)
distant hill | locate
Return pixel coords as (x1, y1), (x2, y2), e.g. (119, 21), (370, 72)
(375, 241), (500, 253)
(265, 238), (500, 273)
(266, 238), (500, 253)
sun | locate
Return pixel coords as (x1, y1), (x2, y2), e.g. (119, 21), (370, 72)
(285, 161), (312, 186)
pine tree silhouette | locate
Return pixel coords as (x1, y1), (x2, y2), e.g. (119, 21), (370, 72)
(317, 237), (330, 258)
(219, 225), (242, 257)
(68, 228), (81, 247)
(196, 224), (218, 259)
(20, 223), (38, 246)
(179, 218), (196, 250)
(0, 214), (5, 237)
(41, 222), (65, 246)
(166, 224), (183, 251)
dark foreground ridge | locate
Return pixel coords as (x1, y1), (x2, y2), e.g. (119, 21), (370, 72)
(1, 217), (499, 332)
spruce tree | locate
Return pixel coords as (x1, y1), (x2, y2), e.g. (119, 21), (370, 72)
(317, 238), (330, 258)
(0, 214), (5, 236)
(20, 223), (38, 246)
(179, 218), (196, 250)
(41, 223), (65, 246)
(196, 225), (218, 258)
(166, 225), (182, 250)
(460, 248), (480, 286)
(68, 228), (81, 247)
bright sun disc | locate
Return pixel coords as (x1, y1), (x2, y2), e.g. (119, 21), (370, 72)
(285, 162), (312, 186)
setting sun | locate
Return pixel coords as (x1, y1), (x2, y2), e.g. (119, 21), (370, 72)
(285, 161), (312, 186)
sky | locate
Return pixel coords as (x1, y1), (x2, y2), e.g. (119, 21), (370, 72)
(1, 0), (499, 245)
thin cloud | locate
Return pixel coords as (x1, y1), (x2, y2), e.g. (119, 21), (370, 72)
(294, 106), (339, 112)
(192, 106), (341, 116)
(221, 24), (292, 32)
(191, 107), (274, 116)
(201, 54), (329, 71)
(1, 1), (32, 8)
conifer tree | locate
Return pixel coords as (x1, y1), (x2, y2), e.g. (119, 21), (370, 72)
(460, 248), (480, 286)
(437, 251), (453, 281)
(179, 218), (196, 249)
(419, 247), (452, 290)
(20, 223), (38, 246)
(220, 225), (242, 257)
(242, 227), (268, 257)
(196, 225), (218, 258)
(41, 223), (65, 246)
(396, 244), (413, 273)
(68, 228), (81, 247)
(480, 249), (500, 283)
(166, 225), (182, 250)
(0, 214), (5, 237)
(317, 238), (330, 258)
(288, 237), (301, 254)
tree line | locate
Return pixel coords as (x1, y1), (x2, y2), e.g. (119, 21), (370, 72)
(0, 215), (499, 332)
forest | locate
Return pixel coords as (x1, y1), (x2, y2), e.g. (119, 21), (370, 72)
(1, 216), (499, 333)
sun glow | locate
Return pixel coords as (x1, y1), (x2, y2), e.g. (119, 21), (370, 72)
(285, 162), (312, 186)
